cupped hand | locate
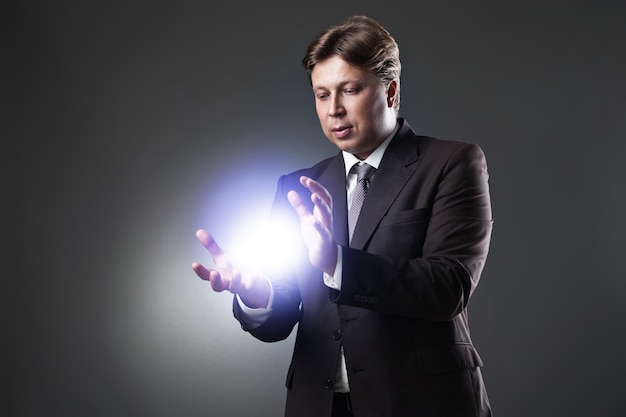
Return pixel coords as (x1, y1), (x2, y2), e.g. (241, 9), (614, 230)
(287, 176), (338, 275)
(192, 229), (270, 308)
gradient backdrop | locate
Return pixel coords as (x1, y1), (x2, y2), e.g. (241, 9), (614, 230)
(6, 1), (626, 416)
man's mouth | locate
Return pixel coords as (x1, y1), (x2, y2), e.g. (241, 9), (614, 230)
(331, 126), (352, 138)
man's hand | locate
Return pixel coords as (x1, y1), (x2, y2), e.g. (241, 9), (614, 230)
(287, 176), (338, 275)
(192, 229), (270, 309)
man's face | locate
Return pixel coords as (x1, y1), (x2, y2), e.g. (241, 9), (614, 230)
(311, 55), (397, 160)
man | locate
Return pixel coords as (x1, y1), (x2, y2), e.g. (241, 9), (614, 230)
(192, 15), (493, 417)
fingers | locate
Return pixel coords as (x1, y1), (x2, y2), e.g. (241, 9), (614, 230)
(192, 230), (259, 297)
(287, 190), (308, 218)
(192, 262), (230, 292)
(196, 229), (234, 273)
(289, 177), (333, 224)
(299, 176), (332, 208)
(302, 178), (333, 231)
(288, 177), (334, 246)
(196, 229), (224, 259)
(311, 191), (332, 228)
(230, 270), (246, 293)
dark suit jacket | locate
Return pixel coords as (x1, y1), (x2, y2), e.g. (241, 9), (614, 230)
(234, 118), (493, 417)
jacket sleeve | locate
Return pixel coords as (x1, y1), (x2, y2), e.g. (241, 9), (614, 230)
(232, 174), (304, 342)
(336, 142), (493, 321)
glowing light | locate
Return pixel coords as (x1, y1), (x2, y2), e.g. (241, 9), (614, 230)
(228, 212), (302, 275)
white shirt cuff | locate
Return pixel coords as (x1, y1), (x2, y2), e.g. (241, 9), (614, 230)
(323, 245), (343, 290)
(236, 277), (274, 330)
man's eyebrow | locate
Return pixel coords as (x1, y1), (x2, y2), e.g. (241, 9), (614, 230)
(312, 81), (355, 90)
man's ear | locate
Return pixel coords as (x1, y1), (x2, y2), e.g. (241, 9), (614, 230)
(386, 80), (399, 108)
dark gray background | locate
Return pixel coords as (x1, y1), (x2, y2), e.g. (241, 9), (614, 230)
(6, 1), (626, 416)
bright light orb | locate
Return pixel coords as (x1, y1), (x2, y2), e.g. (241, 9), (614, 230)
(228, 212), (301, 275)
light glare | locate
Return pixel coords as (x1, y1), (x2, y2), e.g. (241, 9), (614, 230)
(229, 213), (301, 275)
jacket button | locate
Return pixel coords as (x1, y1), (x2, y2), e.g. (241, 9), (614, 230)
(333, 329), (341, 340)
(324, 379), (334, 390)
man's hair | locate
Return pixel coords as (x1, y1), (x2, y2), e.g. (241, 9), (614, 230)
(302, 15), (401, 110)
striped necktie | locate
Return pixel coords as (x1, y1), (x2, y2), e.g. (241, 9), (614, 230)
(348, 163), (375, 241)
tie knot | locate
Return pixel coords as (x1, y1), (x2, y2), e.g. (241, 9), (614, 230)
(356, 163), (375, 182)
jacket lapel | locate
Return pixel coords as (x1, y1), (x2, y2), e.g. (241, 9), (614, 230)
(350, 122), (420, 249)
(317, 154), (350, 247)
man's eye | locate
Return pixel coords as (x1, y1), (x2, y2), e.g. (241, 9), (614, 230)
(316, 94), (329, 100)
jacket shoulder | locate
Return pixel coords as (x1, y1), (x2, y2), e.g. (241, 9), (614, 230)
(392, 119), (486, 163)
(415, 135), (485, 155)
(288, 154), (337, 179)
(270, 155), (341, 211)
(279, 154), (339, 191)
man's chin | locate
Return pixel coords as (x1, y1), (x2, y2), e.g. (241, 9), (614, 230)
(329, 137), (357, 152)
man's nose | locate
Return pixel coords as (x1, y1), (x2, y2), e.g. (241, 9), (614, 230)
(328, 95), (345, 117)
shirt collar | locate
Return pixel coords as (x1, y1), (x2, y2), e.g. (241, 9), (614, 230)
(342, 122), (399, 176)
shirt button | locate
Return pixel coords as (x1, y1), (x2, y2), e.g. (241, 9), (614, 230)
(324, 379), (334, 390)
(333, 329), (342, 340)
